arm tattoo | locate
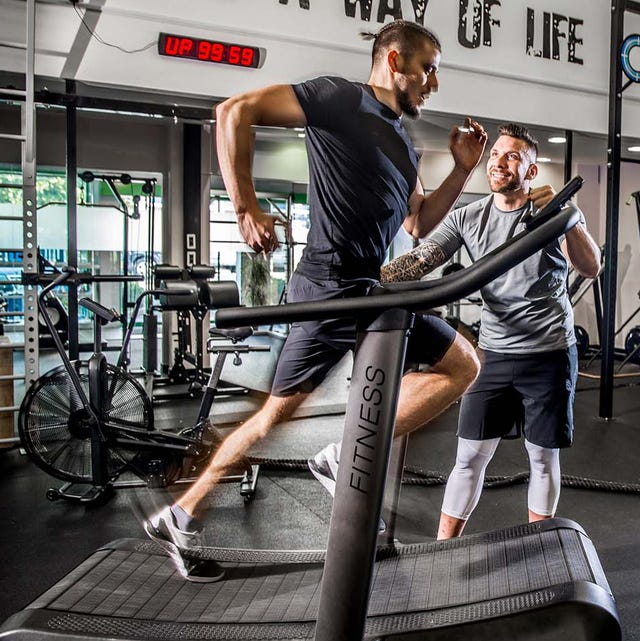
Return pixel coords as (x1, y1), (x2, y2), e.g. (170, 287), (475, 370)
(380, 241), (448, 283)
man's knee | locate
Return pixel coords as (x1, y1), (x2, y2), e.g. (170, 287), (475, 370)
(525, 440), (561, 516)
(442, 438), (499, 521)
(256, 392), (307, 438)
(437, 334), (480, 389)
(525, 440), (560, 473)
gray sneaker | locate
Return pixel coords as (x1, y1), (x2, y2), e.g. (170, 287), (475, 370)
(308, 445), (386, 534)
(144, 506), (224, 583)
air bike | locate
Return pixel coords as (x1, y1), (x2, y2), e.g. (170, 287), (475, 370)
(0, 177), (621, 641)
(18, 271), (265, 505)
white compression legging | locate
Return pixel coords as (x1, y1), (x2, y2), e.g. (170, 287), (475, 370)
(441, 437), (561, 520)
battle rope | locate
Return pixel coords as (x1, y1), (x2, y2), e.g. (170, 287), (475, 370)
(250, 457), (640, 494)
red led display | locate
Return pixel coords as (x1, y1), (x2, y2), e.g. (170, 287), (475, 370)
(158, 33), (264, 69)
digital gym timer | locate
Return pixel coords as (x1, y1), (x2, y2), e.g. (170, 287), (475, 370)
(158, 32), (265, 69)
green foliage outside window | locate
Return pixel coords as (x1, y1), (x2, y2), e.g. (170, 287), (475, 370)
(0, 171), (69, 205)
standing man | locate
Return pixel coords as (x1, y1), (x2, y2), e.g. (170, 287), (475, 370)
(145, 20), (487, 580)
(378, 123), (599, 538)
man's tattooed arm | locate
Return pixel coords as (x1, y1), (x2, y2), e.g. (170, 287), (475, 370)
(380, 241), (448, 283)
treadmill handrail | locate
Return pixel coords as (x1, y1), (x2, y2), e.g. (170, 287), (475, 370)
(216, 206), (580, 328)
(216, 176), (584, 328)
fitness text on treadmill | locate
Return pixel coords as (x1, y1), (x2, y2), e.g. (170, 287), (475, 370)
(350, 366), (385, 495)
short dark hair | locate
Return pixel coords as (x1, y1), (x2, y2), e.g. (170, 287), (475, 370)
(361, 19), (441, 66)
(497, 123), (538, 161)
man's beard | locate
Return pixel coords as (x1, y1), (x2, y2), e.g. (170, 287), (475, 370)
(396, 87), (421, 119)
(489, 175), (521, 194)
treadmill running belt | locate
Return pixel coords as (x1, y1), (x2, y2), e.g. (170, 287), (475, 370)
(0, 518), (620, 641)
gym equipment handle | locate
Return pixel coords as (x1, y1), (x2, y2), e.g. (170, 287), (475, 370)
(524, 175), (584, 230)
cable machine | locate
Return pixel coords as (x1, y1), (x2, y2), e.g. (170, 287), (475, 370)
(77, 170), (159, 339)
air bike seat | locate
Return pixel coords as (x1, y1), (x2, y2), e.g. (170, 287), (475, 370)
(0, 177), (621, 641)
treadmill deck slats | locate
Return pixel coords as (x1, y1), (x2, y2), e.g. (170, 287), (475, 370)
(0, 518), (620, 641)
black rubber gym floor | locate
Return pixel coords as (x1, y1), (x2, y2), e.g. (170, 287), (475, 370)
(1, 365), (639, 639)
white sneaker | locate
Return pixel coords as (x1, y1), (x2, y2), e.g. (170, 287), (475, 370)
(308, 442), (340, 497)
(308, 442), (386, 533)
(143, 506), (224, 583)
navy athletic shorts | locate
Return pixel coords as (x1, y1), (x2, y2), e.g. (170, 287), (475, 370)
(271, 272), (457, 396)
(456, 345), (578, 448)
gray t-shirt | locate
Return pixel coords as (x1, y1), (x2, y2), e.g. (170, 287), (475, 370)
(428, 195), (585, 354)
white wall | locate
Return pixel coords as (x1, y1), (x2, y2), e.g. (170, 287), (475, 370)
(3, 1), (640, 137)
(616, 163), (640, 348)
(572, 164), (603, 347)
(252, 140), (309, 184)
(570, 162), (640, 351)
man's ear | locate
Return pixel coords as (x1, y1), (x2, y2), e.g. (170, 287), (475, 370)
(526, 163), (538, 180)
(387, 49), (401, 73)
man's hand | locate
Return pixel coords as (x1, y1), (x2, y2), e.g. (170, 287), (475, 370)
(529, 185), (556, 210)
(449, 117), (488, 174)
(237, 210), (282, 255)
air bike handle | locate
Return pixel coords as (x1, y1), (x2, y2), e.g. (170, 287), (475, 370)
(215, 177), (584, 328)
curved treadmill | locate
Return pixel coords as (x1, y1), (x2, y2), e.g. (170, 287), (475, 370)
(0, 178), (621, 641)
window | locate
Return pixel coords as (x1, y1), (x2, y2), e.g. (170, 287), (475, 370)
(0, 168), (163, 338)
(209, 191), (309, 308)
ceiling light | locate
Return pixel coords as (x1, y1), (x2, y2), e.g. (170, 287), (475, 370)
(628, 146), (640, 152)
(297, 133), (306, 138)
(537, 157), (551, 163)
(548, 136), (566, 144)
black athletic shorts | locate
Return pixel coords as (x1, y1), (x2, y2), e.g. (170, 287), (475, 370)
(271, 272), (457, 396)
(456, 345), (578, 449)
